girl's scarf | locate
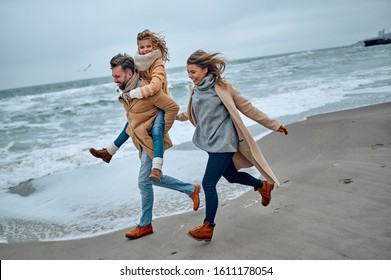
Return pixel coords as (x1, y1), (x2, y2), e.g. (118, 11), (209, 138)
(134, 49), (163, 71)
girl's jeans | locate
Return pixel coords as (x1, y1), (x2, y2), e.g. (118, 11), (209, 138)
(202, 152), (263, 223)
(114, 123), (129, 148)
(114, 110), (164, 159)
(138, 149), (194, 226)
(151, 110), (164, 158)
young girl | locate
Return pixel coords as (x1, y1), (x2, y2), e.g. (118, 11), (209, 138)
(90, 29), (171, 182)
(177, 50), (288, 242)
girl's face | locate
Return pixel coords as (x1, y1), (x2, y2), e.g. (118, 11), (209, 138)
(187, 64), (208, 85)
(137, 39), (154, 55)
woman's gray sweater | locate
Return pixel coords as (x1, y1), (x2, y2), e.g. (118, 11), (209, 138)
(191, 75), (238, 153)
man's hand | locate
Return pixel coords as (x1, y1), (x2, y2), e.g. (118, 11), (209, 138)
(278, 125), (288, 135)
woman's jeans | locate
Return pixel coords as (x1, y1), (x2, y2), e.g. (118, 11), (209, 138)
(114, 110), (164, 159)
(202, 152), (263, 224)
(138, 149), (194, 226)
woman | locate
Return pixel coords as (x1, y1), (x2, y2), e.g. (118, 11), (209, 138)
(177, 50), (288, 242)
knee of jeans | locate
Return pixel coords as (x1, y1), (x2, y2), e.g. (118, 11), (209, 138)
(138, 174), (150, 184)
(224, 175), (236, 183)
(138, 181), (153, 193)
(138, 170), (152, 186)
(201, 181), (216, 193)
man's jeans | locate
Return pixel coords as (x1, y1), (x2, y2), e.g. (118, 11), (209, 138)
(138, 149), (194, 226)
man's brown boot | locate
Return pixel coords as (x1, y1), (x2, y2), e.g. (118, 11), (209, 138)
(188, 221), (215, 242)
(149, 168), (162, 182)
(258, 181), (274, 207)
(189, 184), (200, 211)
(125, 224), (153, 239)
(89, 148), (112, 163)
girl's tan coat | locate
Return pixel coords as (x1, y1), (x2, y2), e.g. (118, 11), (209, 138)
(118, 79), (178, 159)
(138, 59), (170, 98)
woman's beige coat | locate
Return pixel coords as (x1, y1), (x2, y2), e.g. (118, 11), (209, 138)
(179, 83), (281, 185)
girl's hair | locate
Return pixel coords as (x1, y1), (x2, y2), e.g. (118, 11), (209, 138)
(187, 50), (227, 86)
(137, 29), (170, 62)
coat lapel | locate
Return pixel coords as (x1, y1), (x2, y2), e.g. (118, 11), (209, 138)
(187, 83), (279, 184)
(215, 84), (280, 185)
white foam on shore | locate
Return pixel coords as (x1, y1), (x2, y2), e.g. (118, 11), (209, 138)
(0, 150), (259, 243)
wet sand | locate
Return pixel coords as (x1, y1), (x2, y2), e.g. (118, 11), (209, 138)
(0, 102), (390, 260)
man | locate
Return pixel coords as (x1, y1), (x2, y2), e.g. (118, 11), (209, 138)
(91, 53), (200, 239)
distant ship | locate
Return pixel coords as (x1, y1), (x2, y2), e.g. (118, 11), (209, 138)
(363, 29), (391, 47)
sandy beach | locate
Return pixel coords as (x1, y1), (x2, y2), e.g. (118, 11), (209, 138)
(1, 102), (390, 260)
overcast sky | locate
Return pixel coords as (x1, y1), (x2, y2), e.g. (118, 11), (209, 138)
(0, 0), (390, 90)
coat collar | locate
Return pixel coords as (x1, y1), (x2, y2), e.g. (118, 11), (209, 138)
(118, 96), (139, 111)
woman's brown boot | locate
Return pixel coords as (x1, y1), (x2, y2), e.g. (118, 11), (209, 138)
(188, 221), (215, 242)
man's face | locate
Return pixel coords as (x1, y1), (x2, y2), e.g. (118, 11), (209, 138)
(112, 65), (132, 90)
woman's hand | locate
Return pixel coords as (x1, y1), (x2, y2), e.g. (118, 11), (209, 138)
(176, 112), (188, 121)
(278, 125), (288, 135)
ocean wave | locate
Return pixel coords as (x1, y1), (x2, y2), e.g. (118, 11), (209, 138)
(1, 45), (391, 241)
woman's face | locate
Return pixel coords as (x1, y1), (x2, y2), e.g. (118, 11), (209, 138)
(137, 39), (154, 55)
(187, 64), (208, 85)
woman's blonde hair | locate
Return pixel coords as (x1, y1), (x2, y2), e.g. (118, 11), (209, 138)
(137, 29), (170, 62)
(187, 50), (227, 86)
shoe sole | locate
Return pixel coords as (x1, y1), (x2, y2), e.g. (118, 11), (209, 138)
(193, 185), (200, 211)
(261, 183), (274, 207)
(193, 201), (200, 211)
(187, 232), (211, 242)
(125, 231), (153, 239)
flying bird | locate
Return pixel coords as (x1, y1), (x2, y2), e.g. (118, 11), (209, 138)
(83, 64), (92, 72)
(77, 64), (92, 72)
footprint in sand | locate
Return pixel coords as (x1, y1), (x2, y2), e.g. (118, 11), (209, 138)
(371, 143), (384, 149)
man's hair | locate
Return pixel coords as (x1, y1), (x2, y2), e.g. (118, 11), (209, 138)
(110, 53), (135, 73)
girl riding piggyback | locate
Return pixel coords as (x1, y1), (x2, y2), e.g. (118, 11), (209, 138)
(90, 29), (173, 182)
(124, 29), (172, 182)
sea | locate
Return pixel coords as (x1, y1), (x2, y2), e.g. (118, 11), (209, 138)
(1, 44), (391, 243)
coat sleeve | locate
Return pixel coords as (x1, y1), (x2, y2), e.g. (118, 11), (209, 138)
(230, 85), (281, 131)
(138, 60), (167, 98)
(153, 92), (179, 134)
